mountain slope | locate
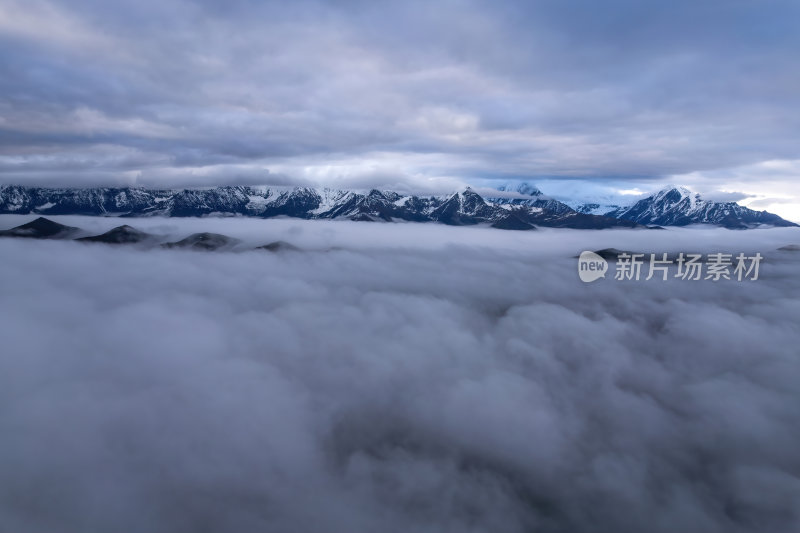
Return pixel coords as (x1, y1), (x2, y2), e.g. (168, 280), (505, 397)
(0, 217), (81, 239)
(77, 225), (154, 244)
(605, 186), (797, 228)
(0, 185), (170, 216)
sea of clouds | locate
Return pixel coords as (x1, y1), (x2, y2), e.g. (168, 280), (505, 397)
(1, 215), (799, 533)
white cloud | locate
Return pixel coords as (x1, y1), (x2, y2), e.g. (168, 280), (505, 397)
(1, 216), (800, 531)
(0, 0), (111, 52)
(618, 188), (646, 196)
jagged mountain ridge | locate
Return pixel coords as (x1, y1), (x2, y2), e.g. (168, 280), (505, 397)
(605, 186), (797, 228)
(0, 185), (172, 215)
(1, 183), (793, 229)
(0, 184), (638, 229)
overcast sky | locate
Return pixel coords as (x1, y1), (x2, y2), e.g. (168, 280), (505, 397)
(1, 0), (799, 216)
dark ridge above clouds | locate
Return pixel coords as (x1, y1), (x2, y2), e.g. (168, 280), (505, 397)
(75, 224), (153, 244)
(0, 215), (80, 239)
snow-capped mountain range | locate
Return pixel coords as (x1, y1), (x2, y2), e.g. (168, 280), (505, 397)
(0, 183), (795, 229)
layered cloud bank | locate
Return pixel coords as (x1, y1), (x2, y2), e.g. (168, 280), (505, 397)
(1, 217), (799, 532)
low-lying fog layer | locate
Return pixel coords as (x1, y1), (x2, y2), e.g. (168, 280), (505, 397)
(1, 216), (799, 533)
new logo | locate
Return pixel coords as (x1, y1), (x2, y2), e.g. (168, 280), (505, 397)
(578, 251), (608, 282)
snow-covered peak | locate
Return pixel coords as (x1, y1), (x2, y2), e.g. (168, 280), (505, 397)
(602, 182), (796, 227)
(653, 184), (693, 199)
(649, 185), (703, 211)
(445, 186), (482, 203)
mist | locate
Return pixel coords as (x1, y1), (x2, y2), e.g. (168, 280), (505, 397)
(1, 216), (799, 532)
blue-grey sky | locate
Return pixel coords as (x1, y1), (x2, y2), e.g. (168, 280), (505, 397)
(1, 0), (799, 215)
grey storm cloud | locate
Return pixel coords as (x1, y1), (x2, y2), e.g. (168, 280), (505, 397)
(1, 216), (800, 532)
(1, 0), (799, 188)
